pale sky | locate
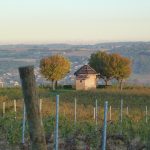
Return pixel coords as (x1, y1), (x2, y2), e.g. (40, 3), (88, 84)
(0, 0), (150, 44)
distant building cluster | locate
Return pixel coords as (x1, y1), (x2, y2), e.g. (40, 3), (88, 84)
(0, 60), (87, 87)
(0, 71), (19, 87)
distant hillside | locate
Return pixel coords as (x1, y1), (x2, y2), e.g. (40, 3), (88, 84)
(109, 42), (150, 74)
(0, 41), (150, 75)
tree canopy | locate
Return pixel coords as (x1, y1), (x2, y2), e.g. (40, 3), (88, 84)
(89, 52), (114, 85)
(89, 51), (132, 89)
(40, 55), (70, 90)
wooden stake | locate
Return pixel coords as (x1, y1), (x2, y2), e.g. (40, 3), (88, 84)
(109, 106), (112, 121)
(74, 98), (77, 125)
(14, 100), (16, 112)
(19, 66), (47, 150)
(3, 102), (5, 117)
(126, 106), (129, 116)
(146, 106), (148, 123)
(95, 99), (98, 126)
(14, 100), (17, 119)
(39, 99), (42, 113)
(94, 107), (96, 120)
(22, 103), (26, 144)
(120, 99), (123, 123)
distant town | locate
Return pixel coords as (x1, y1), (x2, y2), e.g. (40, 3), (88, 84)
(0, 60), (87, 87)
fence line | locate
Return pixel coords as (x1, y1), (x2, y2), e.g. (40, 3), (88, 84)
(0, 98), (149, 124)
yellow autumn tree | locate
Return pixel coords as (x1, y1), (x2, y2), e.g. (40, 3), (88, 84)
(40, 55), (70, 90)
(114, 55), (132, 90)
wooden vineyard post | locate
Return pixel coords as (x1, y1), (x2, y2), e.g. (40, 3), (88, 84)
(109, 105), (112, 121)
(14, 100), (17, 119)
(39, 99), (43, 125)
(94, 107), (96, 120)
(120, 99), (123, 123)
(146, 106), (148, 123)
(54, 95), (59, 150)
(39, 99), (42, 113)
(3, 102), (5, 117)
(74, 97), (77, 125)
(19, 66), (47, 150)
(126, 106), (129, 116)
(95, 99), (98, 127)
(22, 103), (26, 144)
(102, 101), (108, 150)
(98, 105), (100, 121)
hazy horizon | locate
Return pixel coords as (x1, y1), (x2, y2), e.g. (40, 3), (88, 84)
(0, 0), (150, 44)
(0, 40), (150, 46)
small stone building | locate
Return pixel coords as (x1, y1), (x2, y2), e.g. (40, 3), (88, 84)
(74, 65), (97, 90)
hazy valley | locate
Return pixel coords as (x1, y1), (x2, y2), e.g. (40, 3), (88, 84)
(0, 41), (150, 86)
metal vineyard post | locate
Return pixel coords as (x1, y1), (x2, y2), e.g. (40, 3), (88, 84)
(55, 95), (59, 150)
(102, 101), (108, 150)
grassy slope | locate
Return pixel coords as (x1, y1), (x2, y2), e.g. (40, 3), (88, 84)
(0, 87), (150, 108)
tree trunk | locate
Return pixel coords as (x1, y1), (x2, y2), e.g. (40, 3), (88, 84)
(105, 80), (108, 86)
(55, 80), (58, 89)
(117, 79), (120, 89)
(52, 80), (55, 90)
(19, 66), (47, 150)
(120, 79), (123, 91)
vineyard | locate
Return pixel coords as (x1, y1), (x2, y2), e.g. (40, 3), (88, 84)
(0, 87), (150, 149)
